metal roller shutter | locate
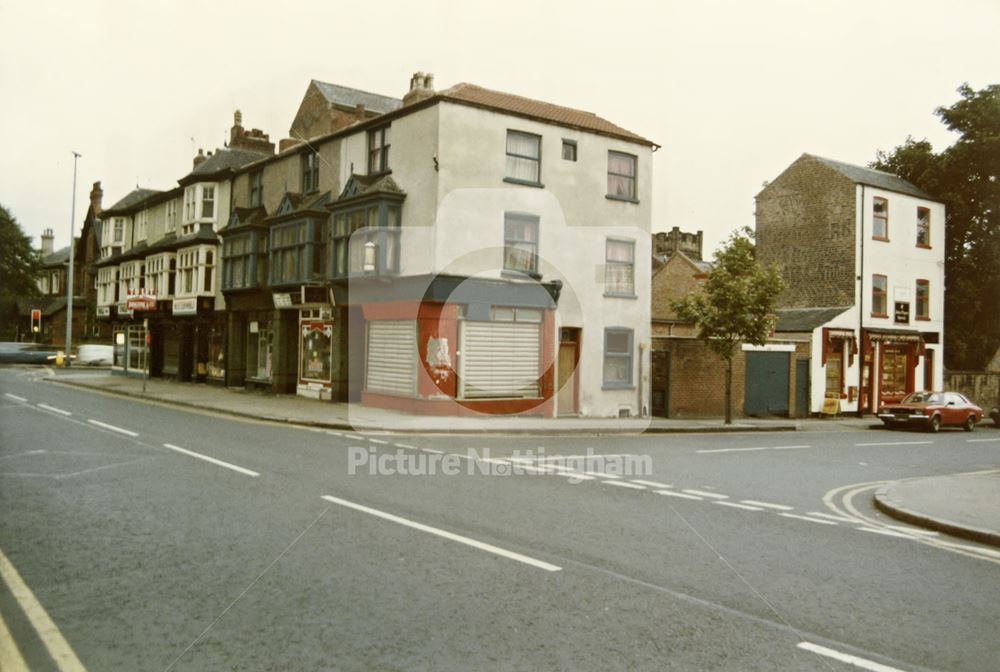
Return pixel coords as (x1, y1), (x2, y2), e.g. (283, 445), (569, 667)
(460, 321), (541, 398)
(366, 320), (417, 396)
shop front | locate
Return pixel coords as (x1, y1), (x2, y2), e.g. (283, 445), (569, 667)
(860, 328), (927, 412)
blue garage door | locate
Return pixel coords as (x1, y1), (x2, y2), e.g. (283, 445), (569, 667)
(744, 351), (789, 416)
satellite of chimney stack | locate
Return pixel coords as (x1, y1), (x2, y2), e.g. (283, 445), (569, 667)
(402, 71), (436, 106)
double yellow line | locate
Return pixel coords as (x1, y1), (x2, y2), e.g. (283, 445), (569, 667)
(0, 548), (86, 671)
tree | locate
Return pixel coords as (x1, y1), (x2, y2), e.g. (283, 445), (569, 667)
(0, 204), (40, 340)
(872, 83), (1000, 370)
(670, 228), (785, 424)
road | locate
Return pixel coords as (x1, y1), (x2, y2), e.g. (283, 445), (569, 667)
(1, 367), (999, 671)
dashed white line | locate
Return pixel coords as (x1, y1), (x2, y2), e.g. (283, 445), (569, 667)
(367, 438), (389, 445)
(603, 480), (646, 490)
(714, 501), (765, 511)
(696, 446), (771, 454)
(806, 511), (858, 524)
(935, 540), (1000, 559)
(857, 527), (916, 540)
(325, 431), (342, 437)
(343, 434), (363, 441)
(773, 445), (811, 450)
(797, 642), (906, 672)
(3, 393), (27, 402)
(321, 495), (561, 572)
(581, 470), (621, 479)
(630, 479), (673, 489)
(656, 490), (703, 500)
(394, 443), (417, 450)
(421, 448), (444, 455)
(740, 500), (794, 511)
(779, 513), (838, 526)
(87, 419), (138, 437)
(855, 440), (933, 447)
(37, 403), (72, 416)
(967, 437), (1000, 443)
(163, 443), (260, 477)
(682, 489), (728, 499)
(879, 524), (938, 537)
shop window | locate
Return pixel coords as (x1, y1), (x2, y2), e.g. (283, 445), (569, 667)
(247, 320), (273, 380)
(881, 345), (908, 397)
(300, 321), (333, 383)
(825, 350), (843, 398)
(207, 323), (225, 379)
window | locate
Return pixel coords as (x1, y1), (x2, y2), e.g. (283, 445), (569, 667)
(203, 250), (214, 293)
(503, 212), (539, 275)
(250, 170), (263, 207)
(607, 151), (637, 200)
(184, 187), (197, 222)
(825, 349), (843, 398)
(872, 197), (888, 240)
(165, 200), (177, 231)
(113, 219), (124, 243)
(301, 151), (320, 194)
(331, 202), (402, 278)
(916, 207), (930, 247)
(871, 274), (888, 316)
(916, 279), (929, 319)
(562, 139), (577, 161)
(222, 236), (254, 289)
(605, 239), (635, 296)
(505, 130), (541, 185)
(176, 249), (210, 296)
(312, 220), (328, 280)
(271, 222), (307, 284)
(136, 211), (148, 241)
(201, 186), (215, 219)
(603, 328), (634, 388)
(367, 126), (391, 174)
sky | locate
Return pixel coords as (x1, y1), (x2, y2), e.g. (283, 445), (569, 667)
(1, 0), (996, 258)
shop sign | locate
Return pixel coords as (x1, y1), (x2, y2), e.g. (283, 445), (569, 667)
(173, 298), (198, 315)
(273, 292), (293, 308)
(116, 302), (133, 317)
(249, 320), (259, 334)
(126, 289), (157, 312)
(894, 302), (910, 324)
(96, 306), (111, 318)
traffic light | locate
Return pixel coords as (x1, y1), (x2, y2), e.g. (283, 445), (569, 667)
(31, 309), (41, 334)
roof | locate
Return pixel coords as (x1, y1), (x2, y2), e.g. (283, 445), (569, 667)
(806, 154), (936, 200)
(41, 245), (71, 267)
(439, 82), (656, 147)
(312, 80), (402, 114)
(651, 250), (711, 278)
(773, 307), (852, 332)
(184, 148), (273, 182)
(16, 296), (80, 317)
(103, 188), (163, 216)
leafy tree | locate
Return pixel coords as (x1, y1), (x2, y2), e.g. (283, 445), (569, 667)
(671, 228), (784, 423)
(0, 204), (40, 340)
(873, 83), (1000, 370)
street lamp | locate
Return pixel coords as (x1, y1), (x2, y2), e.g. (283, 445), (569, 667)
(65, 151), (80, 366)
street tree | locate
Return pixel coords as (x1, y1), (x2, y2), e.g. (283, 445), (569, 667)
(671, 228), (784, 424)
(0, 204), (41, 339)
(872, 83), (1000, 370)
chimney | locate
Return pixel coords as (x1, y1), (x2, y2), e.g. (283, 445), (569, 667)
(355, 103), (366, 121)
(41, 228), (54, 256)
(402, 71), (436, 106)
(229, 109), (275, 155)
(193, 148), (207, 168)
(90, 181), (103, 215)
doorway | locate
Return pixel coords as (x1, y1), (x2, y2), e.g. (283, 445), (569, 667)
(557, 328), (580, 416)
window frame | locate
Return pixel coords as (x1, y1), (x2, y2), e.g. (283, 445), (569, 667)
(561, 139), (577, 162)
(250, 170), (263, 207)
(602, 327), (635, 389)
(503, 130), (543, 187)
(872, 196), (889, 241)
(301, 151), (320, 194)
(502, 212), (540, 277)
(871, 273), (888, 317)
(606, 151), (638, 203)
(915, 279), (930, 320)
(604, 237), (636, 297)
(916, 207), (931, 248)
(367, 126), (391, 175)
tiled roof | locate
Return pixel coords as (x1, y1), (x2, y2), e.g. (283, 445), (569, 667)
(439, 83), (655, 146)
(188, 148), (272, 179)
(806, 154), (936, 200)
(773, 307), (852, 332)
(103, 188), (163, 215)
(313, 80), (402, 114)
(41, 245), (71, 267)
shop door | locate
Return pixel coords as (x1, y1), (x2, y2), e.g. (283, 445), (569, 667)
(557, 330), (579, 416)
(795, 359), (810, 417)
(879, 344), (911, 406)
(744, 351), (790, 416)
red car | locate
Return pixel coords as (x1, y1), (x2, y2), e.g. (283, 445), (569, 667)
(878, 391), (983, 432)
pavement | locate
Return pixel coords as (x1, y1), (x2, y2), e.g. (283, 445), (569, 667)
(40, 367), (880, 435)
(35, 368), (1000, 549)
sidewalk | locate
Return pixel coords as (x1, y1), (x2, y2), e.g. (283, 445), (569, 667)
(44, 370), (878, 435)
(874, 471), (1000, 548)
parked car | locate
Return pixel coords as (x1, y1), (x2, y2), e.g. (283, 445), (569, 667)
(77, 344), (114, 366)
(878, 391), (983, 432)
(990, 406), (999, 428)
(0, 342), (60, 365)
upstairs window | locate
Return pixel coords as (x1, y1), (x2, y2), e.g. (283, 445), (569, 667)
(201, 186), (215, 219)
(916, 279), (930, 319)
(250, 170), (263, 207)
(503, 212), (539, 275)
(165, 200), (177, 231)
(184, 187), (197, 222)
(562, 139), (577, 161)
(872, 197), (888, 240)
(916, 207), (930, 247)
(605, 238), (635, 296)
(113, 219), (124, 243)
(505, 130), (541, 185)
(367, 126), (391, 174)
(607, 151), (637, 201)
(136, 211), (148, 241)
(871, 274), (888, 317)
(301, 151), (320, 194)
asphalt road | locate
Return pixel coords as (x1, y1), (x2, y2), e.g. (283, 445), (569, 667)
(1, 367), (998, 671)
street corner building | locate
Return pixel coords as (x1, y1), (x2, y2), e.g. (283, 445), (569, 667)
(755, 153), (946, 416)
(91, 73), (658, 418)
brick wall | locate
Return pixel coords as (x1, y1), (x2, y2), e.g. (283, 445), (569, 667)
(945, 371), (1000, 411)
(651, 337), (746, 417)
(756, 155), (857, 308)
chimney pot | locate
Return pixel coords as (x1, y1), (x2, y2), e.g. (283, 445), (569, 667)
(40, 229), (55, 256)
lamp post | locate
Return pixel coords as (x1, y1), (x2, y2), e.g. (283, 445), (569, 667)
(65, 151), (81, 366)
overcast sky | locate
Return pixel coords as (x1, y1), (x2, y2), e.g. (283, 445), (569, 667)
(1, 0), (996, 257)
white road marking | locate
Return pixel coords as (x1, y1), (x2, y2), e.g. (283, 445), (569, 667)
(37, 403), (72, 416)
(0, 611), (28, 671)
(714, 501), (765, 511)
(394, 443), (417, 450)
(343, 434), (363, 440)
(935, 540), (1000, 559)
(855, 440), (933, 447)
(163, 443), (260, 477)
(87, 419), (138, 436)
(682, 489), (728, 499)
(0, 548), (86, 672)
(321, 495), (561, 572)
(630, 479), (673, 489)
(421, 448), (444, 454)
(797, 642), (906, 672)
(367, 438), (389, 445)
(857, 527), (916, 540)
(581, 470), (621, 479)
(512, 463), (559, 475)
(603, 480), (646, 490)
(697, 446), (771, 454)
(967, 437), (1000, 443)
(656, 490), (703, 500)
(773, 445), (811, 450)
(740, 500), (793, 511)
(779, 513), (838, 525)
(3, 393), (27, 402)
(805, 511), (859, 524)
(880, 524), (938, 537)
(325, 431), (342, 437)
(555, 472), (595, 481)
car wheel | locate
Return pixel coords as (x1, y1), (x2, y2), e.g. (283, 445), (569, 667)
(964, 415), (976, 432)
(929, 415), (941, 433)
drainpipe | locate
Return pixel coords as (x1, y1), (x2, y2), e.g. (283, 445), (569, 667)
(857, 185), (865, 417)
